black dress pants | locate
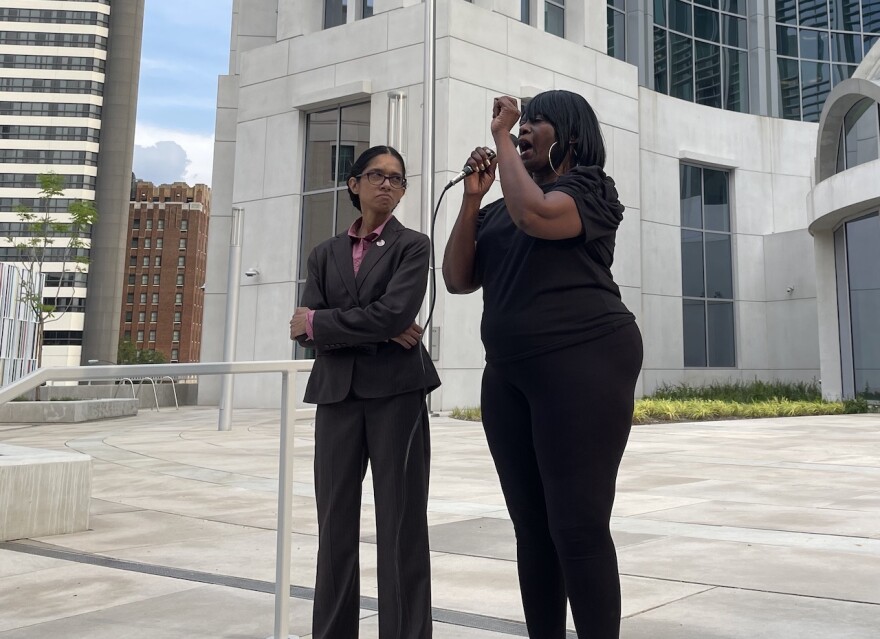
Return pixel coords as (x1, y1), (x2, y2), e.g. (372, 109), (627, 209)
(311, 389), (432, 639)
(481, 322), (643, 639)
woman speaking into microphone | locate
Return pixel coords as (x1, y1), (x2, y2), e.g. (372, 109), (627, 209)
(443, 90), (642, 638)
(290, 145), (439, 639)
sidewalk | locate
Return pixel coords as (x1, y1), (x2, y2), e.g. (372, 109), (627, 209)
(1, 408), (879, 638)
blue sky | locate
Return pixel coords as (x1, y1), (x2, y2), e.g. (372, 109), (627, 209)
(132, 0), (234, 186)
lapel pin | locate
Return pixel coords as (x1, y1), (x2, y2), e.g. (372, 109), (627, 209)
(376, 239), (385, 247)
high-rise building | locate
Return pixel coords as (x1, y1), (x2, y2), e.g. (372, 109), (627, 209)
(0, 0), (145, 367)
(120, 181), (210, 364)
(203, 1), (880, 408)
(0, 262), (39, 384)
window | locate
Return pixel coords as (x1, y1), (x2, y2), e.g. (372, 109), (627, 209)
(142, 256), (149, 267)
(127, 293), (134, 304)
(156, 238), (163, 249)
(522, 0), (530, 24)
(132, 218), (140, 229)
(545, 0), (565, 37)
(172, 330), (180, 342)
(834, 213), (880, 398)
(150, 311), (158, 323)
(153, 274), (160, 285)
(141, 274), (148, 285)
(42, 330), (82, 345)
(836, 98), (879, 172)
(129, 256), (136, 267)
(178, 256), (185, 267)
(144, 238), (151, 249)
(298, 102), (371, 359)
(171, 348), (179, 361)
(301, 102), (370, 279)
(154, 256), (161, 267)
(152, 293), (159, 304)
(680, 164), (735, 368)
(324, 0), (346, 28)
(175, 292), (183, 304)
(145, 219), (153, 230)
(654, 0), (749, 112)
(174, 311), (181, 323)
(124, 330), (131, 340)
(125, 311), (132, 322)
(608, 0), (626, 61)
(137, 330), (144, 342)
(138, 311), (145, 322)
(180, 219), (188, 231)
(179, 238), (187, 250)
(140, 293), (147, 303)
(149, 330), (156, 342)
(0, 125), (99, 142)
(176, 274), (184, 286)
(127, 274), (135, 285)
(158, 218), (165, 230)
(130, 238), (138, 248)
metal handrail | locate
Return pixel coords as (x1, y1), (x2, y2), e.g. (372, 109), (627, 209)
(0, 359), (315, 639)
(162, 376), (180, 410)
(136, 377), (160, 411)
(115, 377), (137, 399)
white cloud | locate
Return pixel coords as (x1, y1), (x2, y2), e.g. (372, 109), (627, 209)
(134, 123), (215, 186)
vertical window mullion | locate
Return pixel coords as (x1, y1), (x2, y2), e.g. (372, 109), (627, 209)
(333, 106), (343, 232)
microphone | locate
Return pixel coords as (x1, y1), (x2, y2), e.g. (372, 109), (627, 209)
(446, 134), (519, 188)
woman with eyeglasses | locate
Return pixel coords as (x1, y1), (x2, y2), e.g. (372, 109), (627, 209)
(443, 90), (643, 638)
(290, 145), (439, 639)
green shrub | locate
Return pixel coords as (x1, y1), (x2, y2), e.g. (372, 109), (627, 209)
(450, 406), (482, 421)
(649, 379), (822, 402)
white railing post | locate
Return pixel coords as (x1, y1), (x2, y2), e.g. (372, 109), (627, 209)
(218, 206), (244, 431)
(273, 370), (298, 639)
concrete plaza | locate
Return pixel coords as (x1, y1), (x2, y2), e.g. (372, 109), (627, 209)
(1, 407), (878, 638)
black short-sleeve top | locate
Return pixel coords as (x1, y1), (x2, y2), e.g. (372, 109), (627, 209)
(475, 165), (635, 363)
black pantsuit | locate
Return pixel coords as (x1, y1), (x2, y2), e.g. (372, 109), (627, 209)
(313, 390), (431, 639)
(297, 217), (440, 639)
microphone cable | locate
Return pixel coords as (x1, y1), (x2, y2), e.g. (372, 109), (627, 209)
(392, 178), (455, 639)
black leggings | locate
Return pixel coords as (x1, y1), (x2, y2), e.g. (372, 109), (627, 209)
(481, 322), (643, 639)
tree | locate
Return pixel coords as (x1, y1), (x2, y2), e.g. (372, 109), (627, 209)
(5, 172), (98, 371)
(117, 339), (167, 364)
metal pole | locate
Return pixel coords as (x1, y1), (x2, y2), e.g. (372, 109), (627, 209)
(218, 207), (244, 431)
(421, 0), (436, 412)
(272, 371), (298, 639)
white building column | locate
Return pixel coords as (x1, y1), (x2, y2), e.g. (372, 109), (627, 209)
(813, 229), (844, 400)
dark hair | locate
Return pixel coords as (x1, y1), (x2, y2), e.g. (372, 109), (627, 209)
(346, 145), (406, 211)
(520, 90), (606, 169)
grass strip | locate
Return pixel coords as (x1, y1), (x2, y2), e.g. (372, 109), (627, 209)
(451, 397), (868, 424)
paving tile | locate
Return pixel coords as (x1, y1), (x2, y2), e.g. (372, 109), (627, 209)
(621, 586), (880, 639)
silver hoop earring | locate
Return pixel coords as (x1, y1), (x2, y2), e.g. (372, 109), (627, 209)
(548, 141), (562, 177)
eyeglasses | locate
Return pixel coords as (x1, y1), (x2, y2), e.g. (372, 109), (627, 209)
(356, 171), (407, 189)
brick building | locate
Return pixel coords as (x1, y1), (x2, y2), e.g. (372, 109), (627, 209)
(120, 181), (209, 363)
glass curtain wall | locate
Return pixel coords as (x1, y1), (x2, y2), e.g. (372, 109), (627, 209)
(776, 0), (880, 121)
